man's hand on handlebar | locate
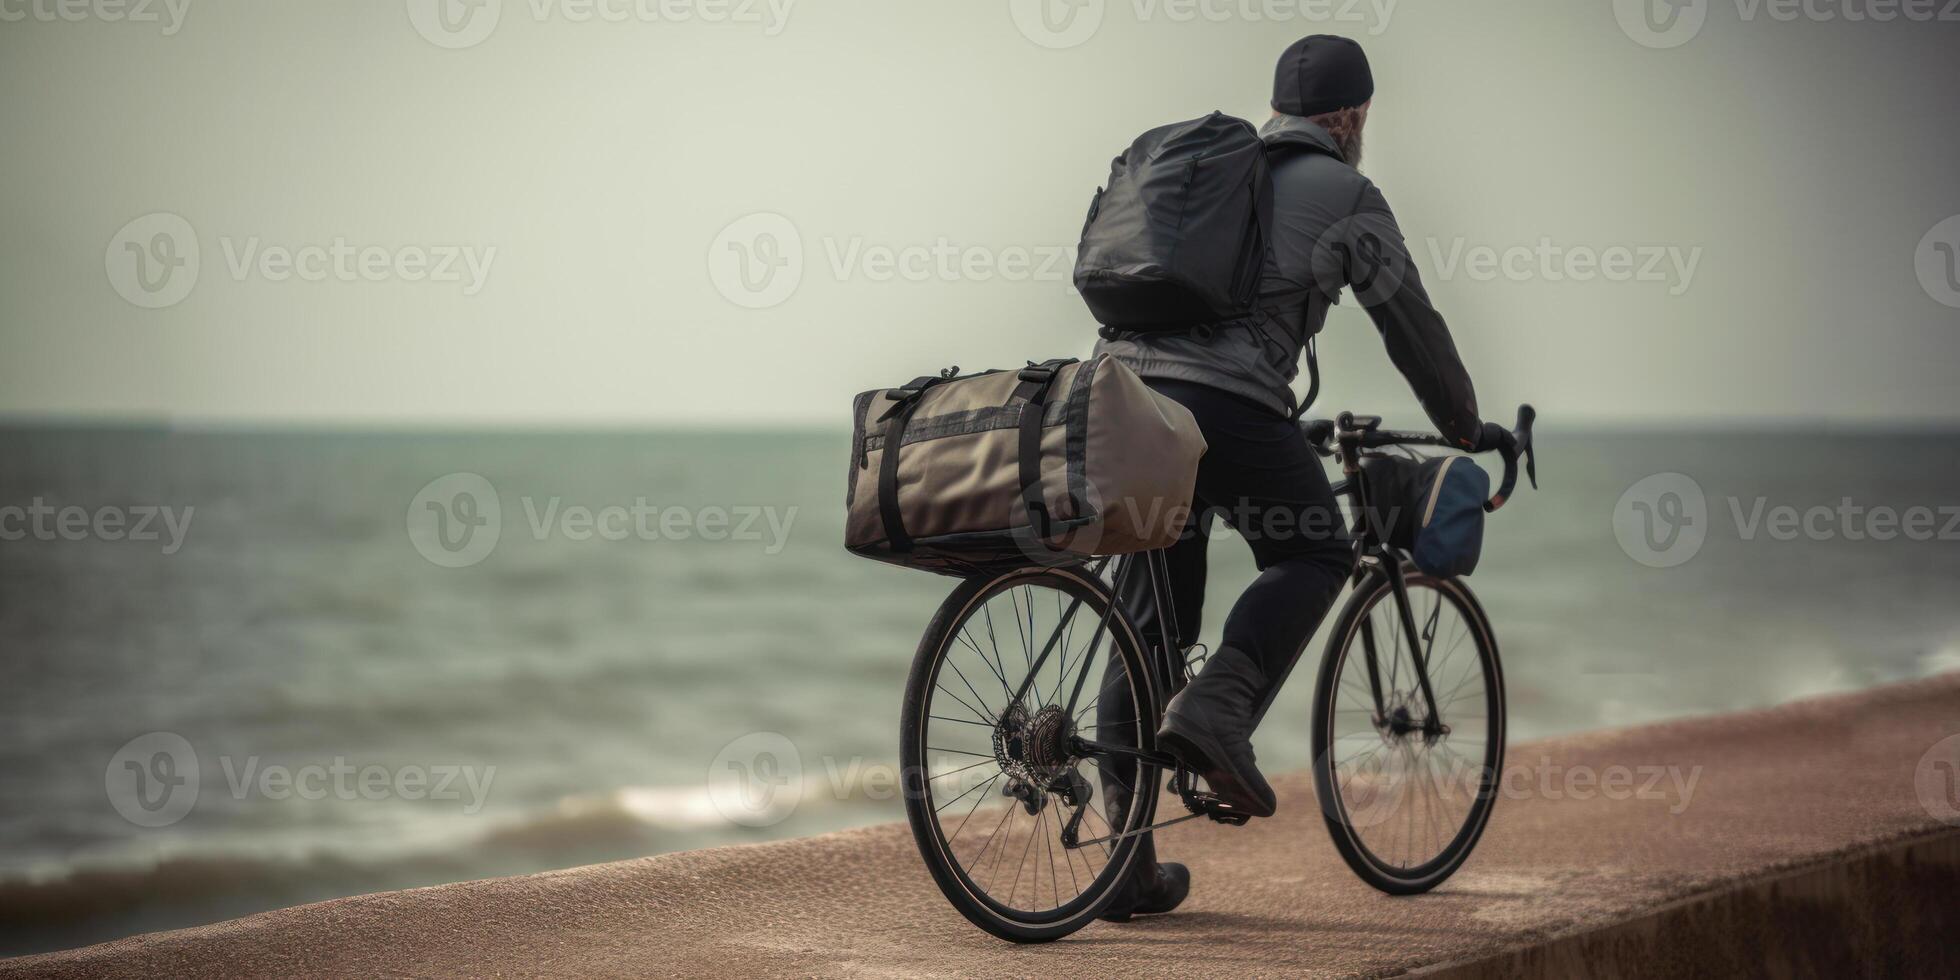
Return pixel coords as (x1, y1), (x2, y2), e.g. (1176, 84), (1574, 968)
(1303, 404), (1538, 513)
(1474, 421), (1514, 455)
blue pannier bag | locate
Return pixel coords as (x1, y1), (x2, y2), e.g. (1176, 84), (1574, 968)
(1360, 454), (1490, 578)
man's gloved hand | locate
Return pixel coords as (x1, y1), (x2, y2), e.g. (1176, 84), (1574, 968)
(1474, 420), (1513, 454)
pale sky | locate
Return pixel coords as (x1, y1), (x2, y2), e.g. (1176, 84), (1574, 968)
(3, 1), (1958, 428)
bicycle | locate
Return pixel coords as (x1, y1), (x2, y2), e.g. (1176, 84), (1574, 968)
(897, 405), (1538, 942)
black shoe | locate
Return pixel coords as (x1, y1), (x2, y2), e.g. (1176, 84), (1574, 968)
(1157, 648), (1278, 818)
(1100, 862), (1190, 922)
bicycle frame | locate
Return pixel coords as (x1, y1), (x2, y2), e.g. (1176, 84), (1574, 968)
(1005, 432), (1455, 823)
(1001, 398), (1553, 850)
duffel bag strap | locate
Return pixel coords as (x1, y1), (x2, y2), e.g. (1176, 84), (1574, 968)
(874, 373), (958, 553)
(1011, 359), (1077, 540)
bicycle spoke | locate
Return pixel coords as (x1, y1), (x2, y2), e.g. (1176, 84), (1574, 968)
(928, 714), (995, 728)
(942, 657), (1000, 727)
(954, 625), (1015, 705)
(934, 683), (994, 727)
(942, 771), (1005, 839)
(927, 746), (997, 760)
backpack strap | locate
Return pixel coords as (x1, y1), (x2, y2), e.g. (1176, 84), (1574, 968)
(1009, 358), (1077, 540)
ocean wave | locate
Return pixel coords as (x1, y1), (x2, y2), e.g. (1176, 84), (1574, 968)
(0, 773), (901, 956)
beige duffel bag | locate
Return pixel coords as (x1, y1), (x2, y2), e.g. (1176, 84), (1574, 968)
(845, 355), (1206, 575)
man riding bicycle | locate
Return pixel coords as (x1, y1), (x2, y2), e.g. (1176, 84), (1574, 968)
(1091, 34), (1509, 921)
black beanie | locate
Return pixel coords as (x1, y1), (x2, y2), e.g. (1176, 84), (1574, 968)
(1272, 35), (1374, 117)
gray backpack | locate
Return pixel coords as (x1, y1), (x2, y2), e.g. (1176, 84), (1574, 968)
(1074, 112), (1274, 331)
(845, 355), (1206, 575)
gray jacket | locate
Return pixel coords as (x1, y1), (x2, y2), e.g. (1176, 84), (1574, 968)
(1094, 115), (1481, 448)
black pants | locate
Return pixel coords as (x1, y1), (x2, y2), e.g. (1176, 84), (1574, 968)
(1097, 380), (1355, 879)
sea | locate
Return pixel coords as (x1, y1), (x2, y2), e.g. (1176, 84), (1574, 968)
(3, 426), (1958, 956)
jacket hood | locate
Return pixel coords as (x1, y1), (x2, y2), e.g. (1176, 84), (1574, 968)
(1260, 114), (1345, 163)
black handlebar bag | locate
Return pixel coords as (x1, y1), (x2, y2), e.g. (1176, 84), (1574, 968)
(1360, 454), (1490, 578)
(845, 355), (1206, 577)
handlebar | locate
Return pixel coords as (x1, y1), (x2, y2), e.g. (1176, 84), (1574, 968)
(1302, 404), (1538, 513)
(1485, 404), (1537, 513)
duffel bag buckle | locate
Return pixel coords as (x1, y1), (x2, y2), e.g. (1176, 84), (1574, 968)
(1018, 358), (1073, 384)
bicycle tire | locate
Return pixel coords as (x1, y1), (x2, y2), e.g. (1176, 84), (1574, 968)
(900, 564), (1162, 943)
(1310, 564), (1505, 895)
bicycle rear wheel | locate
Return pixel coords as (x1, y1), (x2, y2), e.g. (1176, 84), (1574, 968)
(1311, 565), (1505, 894)
(900, 564), (1162, 943)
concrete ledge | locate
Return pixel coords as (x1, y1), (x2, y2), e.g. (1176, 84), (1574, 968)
(1424, 831), (1960, 979)
(6, 674), (1958, 978)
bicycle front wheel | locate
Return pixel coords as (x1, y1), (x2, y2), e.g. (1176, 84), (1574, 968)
(900, 564), (1162, 943)
(1311, 565), (1505, 894)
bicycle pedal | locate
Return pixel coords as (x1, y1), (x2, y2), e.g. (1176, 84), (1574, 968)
(1184, 792), (1254, 826)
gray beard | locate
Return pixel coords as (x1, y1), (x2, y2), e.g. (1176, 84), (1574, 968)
(1337, 127), (1364, 169)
